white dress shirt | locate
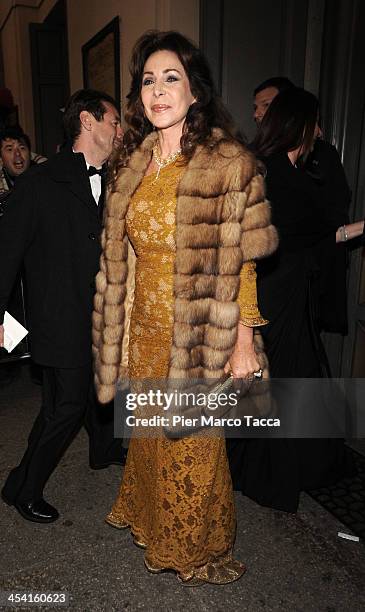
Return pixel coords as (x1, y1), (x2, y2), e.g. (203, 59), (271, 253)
(72, 149), (102, 204)
(86, 162), (102, 204)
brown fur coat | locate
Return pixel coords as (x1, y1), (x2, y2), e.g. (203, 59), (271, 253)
(93, 129), (278, 403)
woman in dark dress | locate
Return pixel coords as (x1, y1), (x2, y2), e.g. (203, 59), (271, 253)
(228, 87), (361, 512)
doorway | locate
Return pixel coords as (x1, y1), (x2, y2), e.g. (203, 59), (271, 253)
(30, 0), (70, 158)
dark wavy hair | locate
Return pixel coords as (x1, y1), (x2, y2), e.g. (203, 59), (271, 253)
(0, 126), (31, 152)
(110, 30), (239, 181)
(252, 87), (319, 165)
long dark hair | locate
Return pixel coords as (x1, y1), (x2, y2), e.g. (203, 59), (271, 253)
(110, 30), (239, 182)
(252, 87), (319, 164)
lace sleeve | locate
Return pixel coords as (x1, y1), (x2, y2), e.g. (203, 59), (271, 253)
(237, 261), (268, 326)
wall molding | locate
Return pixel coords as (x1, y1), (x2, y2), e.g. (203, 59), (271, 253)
(0, 1), (45, 32)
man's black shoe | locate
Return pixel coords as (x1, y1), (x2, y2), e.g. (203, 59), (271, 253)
(2, 492), (59, 523)
(1, 489), (13, 506)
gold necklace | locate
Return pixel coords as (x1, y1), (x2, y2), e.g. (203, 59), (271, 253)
(152, 144), (181, 180)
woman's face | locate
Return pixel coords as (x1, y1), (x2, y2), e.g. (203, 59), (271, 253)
(141, 50), (195, 135)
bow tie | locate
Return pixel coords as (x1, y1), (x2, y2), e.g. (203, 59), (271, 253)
(88, 166), (104, 177)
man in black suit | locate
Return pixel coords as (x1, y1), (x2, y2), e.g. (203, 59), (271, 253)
(0, 89), (123, 523)
(0, 127), (36, 384)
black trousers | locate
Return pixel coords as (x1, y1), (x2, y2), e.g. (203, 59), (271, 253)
(2, 364), (123, 503)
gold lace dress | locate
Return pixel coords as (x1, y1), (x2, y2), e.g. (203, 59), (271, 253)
(106, 160), (265, 584)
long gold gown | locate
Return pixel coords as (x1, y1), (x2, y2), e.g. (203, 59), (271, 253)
(106, 159), (265, 584)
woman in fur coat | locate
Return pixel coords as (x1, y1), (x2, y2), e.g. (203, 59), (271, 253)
(93, 31), (277, 586)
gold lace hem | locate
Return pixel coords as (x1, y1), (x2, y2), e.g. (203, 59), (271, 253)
(105, 511), (245, 585)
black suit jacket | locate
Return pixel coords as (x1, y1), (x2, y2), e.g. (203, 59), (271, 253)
(0, 147), (102, 367)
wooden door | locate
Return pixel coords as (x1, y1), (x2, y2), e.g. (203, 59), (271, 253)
(29, 15), (69, 157)
(200, 0), (309, 141)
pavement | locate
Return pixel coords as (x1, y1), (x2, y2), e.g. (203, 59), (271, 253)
(0, 365), (365, 611)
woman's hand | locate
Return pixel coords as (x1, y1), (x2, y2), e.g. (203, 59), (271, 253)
(224, 323), (261, 379)
(336, 220), (365, 242)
